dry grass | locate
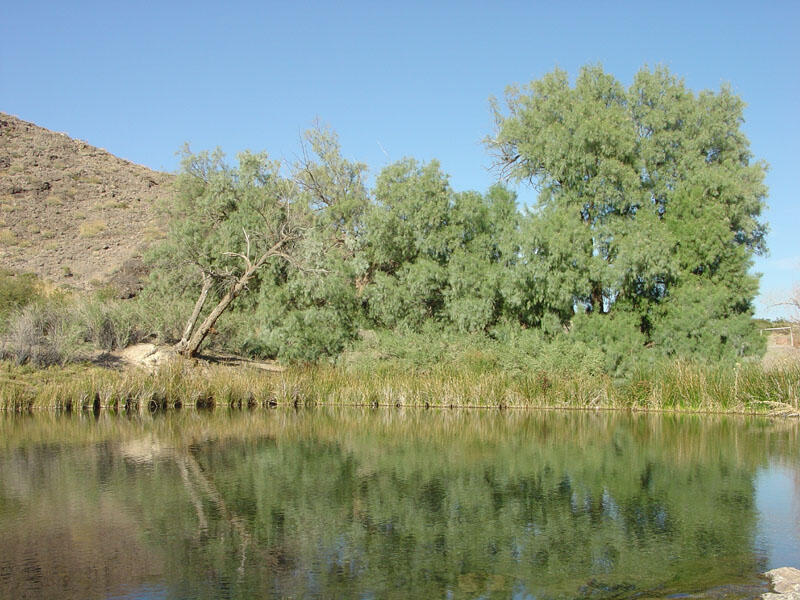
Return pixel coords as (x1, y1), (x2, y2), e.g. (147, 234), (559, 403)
(78, 220), (107, 237)
(0, 229), (20, 246)
(100, 199), (129, 210)
(762, 344), (800, 370)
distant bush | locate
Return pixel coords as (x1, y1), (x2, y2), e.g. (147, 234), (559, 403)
(0, 229), (20, 246)
(1, 284), (165, 364)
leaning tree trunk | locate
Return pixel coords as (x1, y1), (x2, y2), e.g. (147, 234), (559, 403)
(179, 256), (268, 358)
(175, 273), (213, 353)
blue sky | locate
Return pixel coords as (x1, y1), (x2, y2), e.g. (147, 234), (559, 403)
(2, 0), (798, 318)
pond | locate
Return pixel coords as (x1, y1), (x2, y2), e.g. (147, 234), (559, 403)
(0, 409), (798, 599)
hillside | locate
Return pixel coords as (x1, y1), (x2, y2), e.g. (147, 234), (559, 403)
(0, 113), (173, 294)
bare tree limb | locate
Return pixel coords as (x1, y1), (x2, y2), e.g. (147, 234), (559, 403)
(179, 233), (305, 357)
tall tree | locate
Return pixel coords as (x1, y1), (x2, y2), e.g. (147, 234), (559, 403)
(487, 65), (768, 359)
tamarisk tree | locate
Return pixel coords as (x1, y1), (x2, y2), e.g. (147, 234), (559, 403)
(487, 65), (768, 360)
(163, 147), (308, 357)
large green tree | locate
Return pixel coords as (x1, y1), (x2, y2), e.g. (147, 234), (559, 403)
(146, 127), (373, 361)
(487, 64), (768, 360)
(160, 148), (308, 357)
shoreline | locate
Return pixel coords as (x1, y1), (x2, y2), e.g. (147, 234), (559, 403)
(2, 398), (799, 418)
(1, 354), (798, 416)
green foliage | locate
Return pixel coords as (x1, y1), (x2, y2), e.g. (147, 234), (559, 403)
(652, 280), (765, 361)
(570, 309), (648, 375)
(364, 158), (453, 269)
(147, 146), (303, 292)
(76, 297), (151, 351)
(341, 323), (606, 378)
(488, 64), (768, 362)
(295, 124), (370, 242)
(445, 250), (500, 332)
(143, 128), (376, 361)
(0, 269), (48, 328)
(272, 307), (353, 363)
(127, 65), (769, 372)
(360, 161), (520, 334)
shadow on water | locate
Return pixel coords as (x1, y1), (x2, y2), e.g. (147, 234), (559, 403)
(0, 408), (797, 599)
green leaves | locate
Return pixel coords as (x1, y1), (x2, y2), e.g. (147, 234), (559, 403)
(142, 65), (767, 369)
(488, 64), (768, 362)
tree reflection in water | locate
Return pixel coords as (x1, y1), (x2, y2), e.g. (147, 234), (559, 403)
(0, 409), (796, 599)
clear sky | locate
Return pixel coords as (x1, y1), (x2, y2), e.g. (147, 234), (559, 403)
(2, 0), (798, 318)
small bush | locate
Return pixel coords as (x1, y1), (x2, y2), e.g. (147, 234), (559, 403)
(137, 296), (193, 345)
(1, 303), (82, 366)
(0, 269), (42, 326)
(78, 299), (151, 351)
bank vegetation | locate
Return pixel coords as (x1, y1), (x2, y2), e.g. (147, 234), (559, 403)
(2, 65), (797, 414)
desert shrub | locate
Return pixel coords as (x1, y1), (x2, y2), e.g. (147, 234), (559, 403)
(142, 297), (194, 345)
(489, 321), (604, 375)
(1, 303), (82, 366)
(341, 323), (463, 372)
(340, 323), (605, 377)
(2, 291), (164, 363)
(77, 299), (151, 351)
(0, 269), (44, 328)
(651, 281), (765, 361)
(447, 297), (495, 333)
(78, 219), (107, 237)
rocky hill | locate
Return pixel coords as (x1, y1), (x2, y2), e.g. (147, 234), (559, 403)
(0, 113), (174, 295)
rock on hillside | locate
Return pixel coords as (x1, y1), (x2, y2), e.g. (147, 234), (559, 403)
(0, 113), (174, 293)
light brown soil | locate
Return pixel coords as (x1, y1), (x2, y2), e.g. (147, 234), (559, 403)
(111, 343), (284, 373)
(0, 112), (174, 293)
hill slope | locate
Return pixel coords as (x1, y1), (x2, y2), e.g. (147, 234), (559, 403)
(0, 113), (173, 293)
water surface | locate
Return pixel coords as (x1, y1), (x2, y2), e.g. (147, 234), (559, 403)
(0, 409), (797, 599)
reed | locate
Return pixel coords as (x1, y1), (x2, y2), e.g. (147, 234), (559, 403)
(0, 358), (798, 415)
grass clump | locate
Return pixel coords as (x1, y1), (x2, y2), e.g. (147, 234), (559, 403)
(0, 229), (20, 246)
(0, 303), (81, 367)
(77, 300), (150, 351)
(78, 220), (107, 237)
(0, 276), (156, 366)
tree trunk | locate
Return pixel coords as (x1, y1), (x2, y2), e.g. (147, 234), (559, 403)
(180, 261), (262, 358)
(591, 283), (604, 314)
(178, 236), (289, 358)
(175, 273), (212, 352)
